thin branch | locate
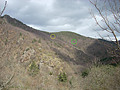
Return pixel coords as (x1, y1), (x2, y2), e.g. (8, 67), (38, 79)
(111, 22), (120, 33)
(89, 0), (120, 49)
(90, 10), (112, 33)
(0, 1), (7, 17)
(0, 73), (15, 90)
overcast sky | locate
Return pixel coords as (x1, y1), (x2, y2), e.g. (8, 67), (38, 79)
(0, 0), (120, 40)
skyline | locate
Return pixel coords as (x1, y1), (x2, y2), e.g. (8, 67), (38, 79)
(0, 0), (119, 40)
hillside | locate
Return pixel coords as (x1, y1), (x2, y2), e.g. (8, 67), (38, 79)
(0, 15), (119, 90)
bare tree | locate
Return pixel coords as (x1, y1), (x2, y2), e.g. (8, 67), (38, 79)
(89, 0), (120, 49)
(0, 1), (7, 17)
(89, 0), (120, 64)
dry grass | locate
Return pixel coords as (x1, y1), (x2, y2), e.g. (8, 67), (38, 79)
(82, 65), (120, 90)
(1, 16), (119, 90)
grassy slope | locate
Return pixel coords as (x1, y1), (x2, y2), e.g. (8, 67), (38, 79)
(0, 16), (82, 90)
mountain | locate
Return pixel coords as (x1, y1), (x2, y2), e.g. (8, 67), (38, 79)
(0, 15), (116, 90)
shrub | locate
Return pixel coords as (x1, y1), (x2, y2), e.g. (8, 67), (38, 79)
(58, 72), (67, 82)
(38, 39), (41, 43)
(49, 72), (53, 75)
(29, 61), (39, 76)
(69, 77), (74, 86)
(20, 33), (22, 36)
(32, 39), (37, 43)
(81, 70), (89, 78)
(69, 80), (72, 85)
(5, 38), (8, 45)
(26, 48), (29, 51)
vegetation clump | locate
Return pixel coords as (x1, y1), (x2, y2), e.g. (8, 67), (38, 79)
(38, 39), (41, 43)
(32, 39), (37, 43)
(26, 48), (29, 51)
(49, 72), (53, 75)
(81, 69), (89, 78)
(29, 61), (39, 76)
(58, 72), (67, 82)
(19, 33), (22, 36)
(5, 38), (8, 45)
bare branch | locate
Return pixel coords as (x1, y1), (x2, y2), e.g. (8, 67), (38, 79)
(0, 73), (15, 90)
(0, 1), (7, 17)
(89, 0), (120, 49)
(90, 10), (111, 32)
(111, 22), (120, 33)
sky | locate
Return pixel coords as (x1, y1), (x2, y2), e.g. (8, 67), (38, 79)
(0, 0), (120, 40)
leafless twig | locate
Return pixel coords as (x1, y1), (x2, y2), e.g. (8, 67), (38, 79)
(0, 1), (7, 17)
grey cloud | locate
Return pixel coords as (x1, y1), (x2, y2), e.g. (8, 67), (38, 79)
(1, 0), (120, 39)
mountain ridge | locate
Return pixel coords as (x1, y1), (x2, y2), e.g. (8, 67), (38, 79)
(2, 15), (102, 40)
(2, 14), (115, 61)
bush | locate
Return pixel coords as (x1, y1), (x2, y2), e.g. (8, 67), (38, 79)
(81, 70), (89, 78)
(20, 33), (22, 36)
(5, 38), (8, 45)
(58, 72), (67, 82)
(69, 80), (72, 85)
(32, 39), (37, 43)
(38, 39), (41, 43)
(49, 72), (53, 75)
(26, 48), (29, 51)
(69, 76), (74, 86)
(29, 61), (39, 76)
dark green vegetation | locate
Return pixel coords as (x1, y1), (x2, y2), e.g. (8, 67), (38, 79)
(49, 72), (53, 75)
(29, 61), (39, 76)
(58, 72), (67, 82)
(0, 15), (120, 90)
(32, 39), (37, 43)
(81, 69), (89, 78)
(26, 48), (30, 51)
(19, 32), (22, 36)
